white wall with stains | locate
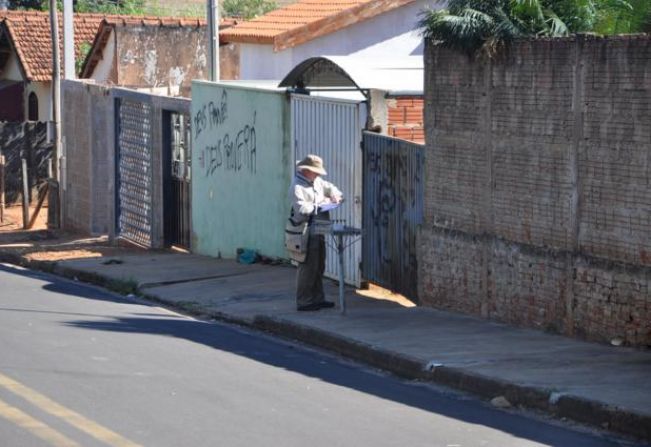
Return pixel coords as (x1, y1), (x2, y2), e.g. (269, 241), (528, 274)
(237, 0), (434, 80)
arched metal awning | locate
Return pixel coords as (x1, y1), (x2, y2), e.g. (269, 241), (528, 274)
(278, 56), (423, 96)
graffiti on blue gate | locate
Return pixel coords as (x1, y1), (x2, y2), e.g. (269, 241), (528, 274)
(364, 134), (423, 300)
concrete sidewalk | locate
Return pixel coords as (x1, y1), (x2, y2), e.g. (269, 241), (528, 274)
(1, 243), (650, 442)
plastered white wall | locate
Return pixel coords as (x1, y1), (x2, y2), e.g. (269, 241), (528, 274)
(90, 29), (116, 83)
(2, 51), (23, 81)
(238, 0), (434, 80)
(25, 81), (52, 121)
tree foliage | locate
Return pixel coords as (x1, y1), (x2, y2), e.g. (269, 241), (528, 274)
(222, 0), (277, 19)
(7, 0), (279, 19)
(7, 0), (43, 9)
(73, 0), (145, 14)
(594, 0), (651, 33)
(418, 0), (646, 55)
(7, 0), (205, 16)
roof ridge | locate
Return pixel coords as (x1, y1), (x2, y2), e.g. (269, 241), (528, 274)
(1, 10), (107, 81)
(220, 0), (415, 50)
(0, 10), (206, 22)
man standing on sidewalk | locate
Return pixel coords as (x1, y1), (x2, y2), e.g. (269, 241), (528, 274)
(289, 155), (343, 311)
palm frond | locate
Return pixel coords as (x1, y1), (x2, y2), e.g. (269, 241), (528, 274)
(418, 8), (492, 53)
(510, 0), (545, 22)
(492, 6), (523, 40)
(418, 0), (643, 57)
(594, 0), (650, 33)
(544, 9), (570, 36)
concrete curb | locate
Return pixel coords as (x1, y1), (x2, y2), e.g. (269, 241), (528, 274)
(0, 251), (58, 274)
(251, 316), (651, 442)
(1, 254), (649, 442)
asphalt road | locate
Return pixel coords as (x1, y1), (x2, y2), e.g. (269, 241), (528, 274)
(0, 263), (646, 447)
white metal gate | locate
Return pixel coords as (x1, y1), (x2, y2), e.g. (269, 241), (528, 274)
(291, 94), (366, 286)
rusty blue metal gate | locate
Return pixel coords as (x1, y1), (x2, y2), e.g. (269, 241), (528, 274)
(362, 132), (424, 302)
(115, 94), (153, 247)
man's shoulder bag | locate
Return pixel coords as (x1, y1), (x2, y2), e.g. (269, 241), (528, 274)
(285, 213), (310, 263)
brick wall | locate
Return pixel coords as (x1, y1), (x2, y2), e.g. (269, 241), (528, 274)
(421, 36), (651, 347)
(387, 96), (425, 144)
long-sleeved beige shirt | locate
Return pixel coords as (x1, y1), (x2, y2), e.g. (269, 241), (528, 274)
(289, 171), (342, 224)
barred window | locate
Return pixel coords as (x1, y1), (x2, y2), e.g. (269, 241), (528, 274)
(28, 92), (38, 121)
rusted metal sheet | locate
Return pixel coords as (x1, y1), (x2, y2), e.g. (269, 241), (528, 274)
(291, 94), (366, 286)
(362, 131), (423, 302)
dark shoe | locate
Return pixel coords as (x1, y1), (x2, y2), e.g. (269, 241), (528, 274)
(318, 301), (335, 309)
(297, 303), (321, 311)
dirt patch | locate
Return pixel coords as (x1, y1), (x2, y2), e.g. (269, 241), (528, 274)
(26, 247), (113, 262)
(0, 204), (48, 232)
(0, 230), (146, 264)
(0, 205), (147, 264)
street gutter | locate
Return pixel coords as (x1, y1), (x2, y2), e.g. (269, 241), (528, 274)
(0, 252), (648, 443)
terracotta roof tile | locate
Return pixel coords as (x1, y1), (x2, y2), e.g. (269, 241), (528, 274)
(0, 10), (107, 81)
(0, 10), (227, 81)
(220, 0), (414, 50)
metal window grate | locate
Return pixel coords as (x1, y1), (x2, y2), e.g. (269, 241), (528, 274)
(116, 99), (153, 247)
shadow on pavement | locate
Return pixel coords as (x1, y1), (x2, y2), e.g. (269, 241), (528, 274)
(63, 315), (633, 447)
(0, 264), (637, 447)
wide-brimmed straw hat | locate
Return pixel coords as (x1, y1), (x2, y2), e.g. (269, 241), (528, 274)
(296, 154), (327, 176)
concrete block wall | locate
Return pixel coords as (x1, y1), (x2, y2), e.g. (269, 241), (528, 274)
(89, 88), (113, 235)
(421, 36), (651, 347)
(62, 80), (113, 235)
(579, 37), (651, 265)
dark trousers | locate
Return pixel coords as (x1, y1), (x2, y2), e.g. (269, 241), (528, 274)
(296, 234), (326, 307)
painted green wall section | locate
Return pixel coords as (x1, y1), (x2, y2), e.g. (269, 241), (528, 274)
(191, 81), (292, 259)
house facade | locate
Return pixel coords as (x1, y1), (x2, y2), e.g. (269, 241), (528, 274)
(80, 17), (240, 96)
(0, 10), (105, 122)
(220, 0), (439, 80)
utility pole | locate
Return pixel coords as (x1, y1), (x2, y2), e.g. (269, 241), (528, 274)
(49, 0), (62, 228)
(58, 0), (74, 230)
(207, 0), (220, 81)
(63, 0), (75, 80)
